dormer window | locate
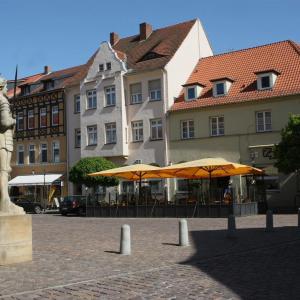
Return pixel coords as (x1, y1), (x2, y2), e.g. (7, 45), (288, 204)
(106, 62), (111, 70)
(255, 70), (280, 91)
(21, 85), (30, 96)
(211, 77), (233, 97)
(44, 80), (54, 90)
(182, 83), (205, 101)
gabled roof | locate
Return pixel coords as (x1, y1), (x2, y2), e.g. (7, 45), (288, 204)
(113, 19), (197, 71)
(171, 40), (300, 112)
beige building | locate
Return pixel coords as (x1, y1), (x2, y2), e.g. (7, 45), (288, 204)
(168, 40), (300, 209)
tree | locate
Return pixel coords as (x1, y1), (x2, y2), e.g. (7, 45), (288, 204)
(274, 114), (300, 174)
(69, 157), (119, 188)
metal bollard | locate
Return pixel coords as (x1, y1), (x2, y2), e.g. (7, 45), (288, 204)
(266, 210), (273, 232)
(179, 219), (189, 246)
(298, 208), (300, 228)
(227, 214), (236, 238)
(120, 224), (131, 255)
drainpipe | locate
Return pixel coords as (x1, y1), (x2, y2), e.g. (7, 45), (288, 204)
(162, 69), (171, 202)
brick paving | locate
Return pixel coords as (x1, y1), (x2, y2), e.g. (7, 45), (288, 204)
(0, 214), (299, 299)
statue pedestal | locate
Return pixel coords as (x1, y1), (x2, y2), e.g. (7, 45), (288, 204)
(0, 215), (32, 265)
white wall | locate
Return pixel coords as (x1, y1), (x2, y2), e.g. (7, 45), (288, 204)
(164, 18), (213, 110)
(80, 42), (128, 160)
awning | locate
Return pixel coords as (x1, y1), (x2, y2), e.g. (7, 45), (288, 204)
(8, 174), (62, 187)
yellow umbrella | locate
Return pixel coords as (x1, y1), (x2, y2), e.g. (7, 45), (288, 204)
(157, 158), (263, 179)
(89, 164), (173, 203)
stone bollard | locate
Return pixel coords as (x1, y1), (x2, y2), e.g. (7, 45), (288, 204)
(227, 214), (236, 238)
(179, 219), (189, 246)
(120, 224), (131, 255)
(298, 208), (300, 228)
(266, 210), (273, 232)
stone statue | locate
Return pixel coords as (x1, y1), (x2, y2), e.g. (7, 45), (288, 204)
(0, 76), (24, 215)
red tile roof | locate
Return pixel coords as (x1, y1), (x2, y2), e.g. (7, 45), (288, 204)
(113, 19), (197, 71)
(171, 40), (300, 112)
(7, 73), (44, 98)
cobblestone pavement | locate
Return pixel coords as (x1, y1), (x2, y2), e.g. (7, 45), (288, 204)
(0, 215), (299, 299)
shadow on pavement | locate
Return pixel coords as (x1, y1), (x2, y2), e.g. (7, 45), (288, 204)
(182, 226), (300, 299)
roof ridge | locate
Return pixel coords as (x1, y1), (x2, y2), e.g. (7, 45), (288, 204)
(200, 40), (296, 61)
(288, 40), (300, 55)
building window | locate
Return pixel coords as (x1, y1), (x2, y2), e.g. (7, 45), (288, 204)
(177, 179), (189, 193)
(256, 111), (272, 132)
(87, 125), (97, 146)
(52, 141), (60, 163)
(150, 118), (163, 140)
(105, 86), (116, 106)
(44, 80), (54, 90)
(17, 111), (24, 131)
(99, 64), (104, 72)
(216, 82), (225, 95)
(187, 87), (196, 100)
(52, 106), (59, 126)
(40, 143), (48, 163)
(86, 89), (97, 109)
(106, 62), (111, 70)
(132, 121), (143, 142)
(27, 109), (34, 129)
(29, 144), (35, 164)
(105, 123), (117, 144)
(75, 129), (81, 148)
(17, 145), (24, 165)
(40, 107), (47, 128)
(130, 83), (142, 104)
(74, 95), (80, 113)
(149, 79), (161, 101)
(210, 116), (224, 136)
(181, 120), (194, 139)
(260, 75), (271, 89)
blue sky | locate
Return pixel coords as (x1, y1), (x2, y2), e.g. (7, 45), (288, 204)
(2, 0), (300, 79)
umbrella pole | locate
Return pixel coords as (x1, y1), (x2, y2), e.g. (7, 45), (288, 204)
(209, 171), (212, 204)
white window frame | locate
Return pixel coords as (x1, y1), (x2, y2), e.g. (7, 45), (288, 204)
(150, 118), (163, 140)
(132, 120), (143, 142)
(27, 109), (34, 129)
(105, 86), (116, 106)
(213, 81), (226, 97)
(51, 106), (59, 126)
(181, 120), (194, 139)
(40, 107), (47, 128)
(256, 72), (277, 90)
(75, 128), (81, 148)
(86, 89), (97, 110)
(256, 111), (272, 132)
(40, 143), (48, 163)
(28, 144), (35, 164)
(210, 116), (225, 136)
(187, 87), (196, 101)
(106, 62), (111, 70)
(87, 125), (97, 146)
(148, 79), (161, 101)
(105, 123), (117, 144)
(74, 94), (81, 113)
(130, 83), (142, 104)
(17, 145), (24, 165)
(52, 141), (60, 163)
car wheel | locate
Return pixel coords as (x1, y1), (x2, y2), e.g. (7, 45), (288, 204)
(61, 212), (68, 216)
(34, 205), (42, 214)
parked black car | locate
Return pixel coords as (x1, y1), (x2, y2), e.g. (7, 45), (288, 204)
(60, 196), (86, 216)
(12, 198), (43, 214)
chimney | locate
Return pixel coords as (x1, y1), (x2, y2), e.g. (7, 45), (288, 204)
(44, 65), (51, 74)
(110, 32), (120, 46)
(139, 22), (152, 41)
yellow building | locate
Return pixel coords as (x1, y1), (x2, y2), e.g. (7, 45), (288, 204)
(168, 40), (300, 209)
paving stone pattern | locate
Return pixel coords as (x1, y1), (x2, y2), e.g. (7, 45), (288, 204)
(0, 215), (299, 299)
